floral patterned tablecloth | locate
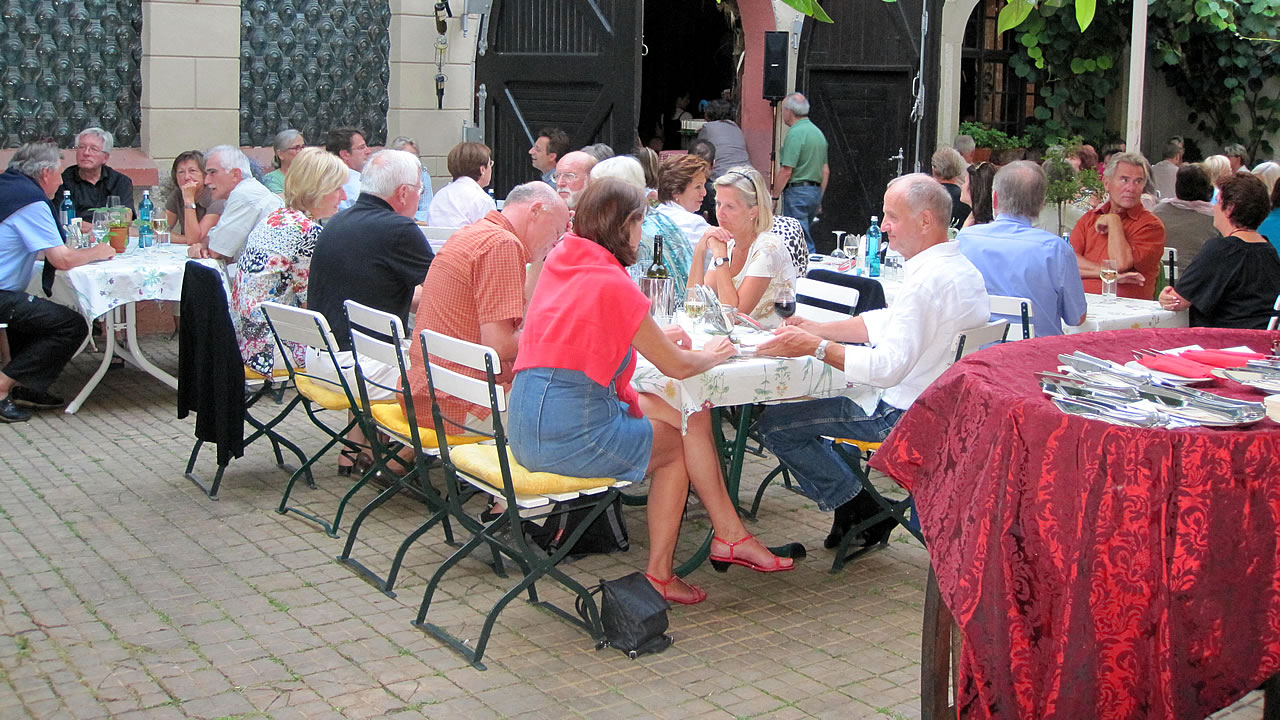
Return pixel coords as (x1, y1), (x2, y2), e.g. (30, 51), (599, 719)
(632, 347), (849, 427)
(37, 245), (221, 321)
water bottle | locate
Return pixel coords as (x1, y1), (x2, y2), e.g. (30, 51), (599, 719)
(59, 190), (75, 235)
(138, 190), (153, 248)
(866, 216), (882, 278)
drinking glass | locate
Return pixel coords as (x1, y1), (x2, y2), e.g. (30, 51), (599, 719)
(108, 195), (121, 209)
(1100, 259), (1119, 300)
(773, 285), (797, 320)
(91, 210), (110, 246)
(152, 216), (170, 247)
(830, 230), (846, 259)
(683, 296), (707, 323)
(843, 233), (859, 263)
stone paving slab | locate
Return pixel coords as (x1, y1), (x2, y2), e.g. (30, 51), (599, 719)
(0, 333), (1264, 719)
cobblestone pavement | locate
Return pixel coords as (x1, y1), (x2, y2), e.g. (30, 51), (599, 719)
(0, 334), (1263, 719)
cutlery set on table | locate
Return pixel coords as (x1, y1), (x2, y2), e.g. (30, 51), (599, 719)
(1040, 347), (1278, 428)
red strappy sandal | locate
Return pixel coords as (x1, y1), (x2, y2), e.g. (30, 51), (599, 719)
(645, 573), (707, 605)
(709, 534), (795, 573)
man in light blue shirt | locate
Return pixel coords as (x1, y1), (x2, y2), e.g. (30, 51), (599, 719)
(957, 161), (1088, 337)
(0, 142), (116, 421)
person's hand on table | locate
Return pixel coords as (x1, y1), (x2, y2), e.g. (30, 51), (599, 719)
(782, 315), (823, 333)
(1158, 285), (1190, 311)
(1117, 271), (1144, 286)
(88, 242), (116, 262)
(663, 324), (693, 349)
(187, 242), (211, 259)
(756, 325), (820, 358)
(700, 336), (737, 363)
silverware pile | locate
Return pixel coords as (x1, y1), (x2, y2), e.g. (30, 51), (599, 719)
(1040, 351), (1267, 428)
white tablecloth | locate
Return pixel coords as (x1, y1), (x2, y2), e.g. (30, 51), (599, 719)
(29, 245), (219, 321)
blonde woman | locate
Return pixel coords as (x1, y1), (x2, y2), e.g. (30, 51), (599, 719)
(231, 147), (349, 376)
(688, 166), (794, 328)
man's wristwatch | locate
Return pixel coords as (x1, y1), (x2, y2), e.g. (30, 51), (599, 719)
(814, 339), (829, 361)
(712, 256), (730, 268)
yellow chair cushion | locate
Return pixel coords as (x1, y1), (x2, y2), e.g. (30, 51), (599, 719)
(370, 403), (485, 450)
(833, 438), (882, 454)
(450, 443), (617, 495)
(244, 365), (290, 382)
(295, 376), (395, 412)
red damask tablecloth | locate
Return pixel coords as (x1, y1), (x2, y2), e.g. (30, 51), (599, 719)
(870, 328), (1280, 720)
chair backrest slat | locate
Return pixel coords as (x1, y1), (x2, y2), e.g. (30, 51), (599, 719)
(423, 330), (503, 373)
(948, 319), (1009, 365)
(344, 301), (405, 368)
(349, 327), (401, 369)
(419, 226), (461, 254)
(987, 294), (1034, 340)
(1269, 293), (1280, 332)
(420, 330), (506, 414)
(797, 277), (860, 313)
(260, 301), (334, 348)
(429, 362), (507, 411)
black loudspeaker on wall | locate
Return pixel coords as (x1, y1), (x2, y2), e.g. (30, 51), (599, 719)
(763, 31), (788, 102)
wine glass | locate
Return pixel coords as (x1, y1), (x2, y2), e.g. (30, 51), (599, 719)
(843, 233), (859, 263)
(830, 230), (846, 259)
(773, 285), (797, 320)
(1100, 259), (1119, 300)
(91, 210), (110, 246)
(152, 216), (170, 247)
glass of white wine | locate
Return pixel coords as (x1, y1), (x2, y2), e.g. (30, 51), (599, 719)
(843, 233), (859, 264)
(1100, 259), (1119, 300)
(152, 216), (170, 247)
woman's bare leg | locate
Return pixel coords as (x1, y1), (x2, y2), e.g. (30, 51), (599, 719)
(639, 394), (703, 602)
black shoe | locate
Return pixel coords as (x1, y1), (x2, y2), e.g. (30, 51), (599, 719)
(0, 396), (33, 423)
(826, 488), (898, 550)
(10, 386), (65, 409)
(825, 497), (860, 549)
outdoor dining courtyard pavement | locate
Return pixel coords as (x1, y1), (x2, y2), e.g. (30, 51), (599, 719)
(0, 333), (1266, 719)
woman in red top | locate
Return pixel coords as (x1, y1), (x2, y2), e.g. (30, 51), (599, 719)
(510, 179), (794, 606)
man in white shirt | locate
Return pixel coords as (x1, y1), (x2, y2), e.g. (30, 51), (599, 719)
(186, 145), (282, 261)
(327, 127), (371, 212)
(757, 174), (990, 549)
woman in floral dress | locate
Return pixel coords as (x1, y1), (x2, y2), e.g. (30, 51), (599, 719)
(232, 147), (349, 375)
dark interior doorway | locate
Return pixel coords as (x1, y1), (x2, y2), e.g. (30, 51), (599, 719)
(639, 0), (740, 152)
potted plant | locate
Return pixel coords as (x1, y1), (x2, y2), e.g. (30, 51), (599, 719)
(1042, 140), (1104, 236)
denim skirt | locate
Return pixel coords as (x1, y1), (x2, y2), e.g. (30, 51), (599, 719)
(507, 365), (652, 485)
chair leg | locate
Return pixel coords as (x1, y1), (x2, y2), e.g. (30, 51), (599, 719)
(748, 464), (789, 520)
(829, 445), (922, 573)
(276, 414), (359, 534)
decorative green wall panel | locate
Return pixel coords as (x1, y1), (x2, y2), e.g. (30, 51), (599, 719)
(0, 0), (142, 148)
(240, 0), (390, 147)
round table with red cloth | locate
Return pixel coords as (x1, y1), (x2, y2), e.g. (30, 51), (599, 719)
(869, 327), (1280, 720)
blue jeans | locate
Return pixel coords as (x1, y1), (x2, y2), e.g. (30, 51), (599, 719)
(781, 184), (823, 253)
(758, 397), (904, 511)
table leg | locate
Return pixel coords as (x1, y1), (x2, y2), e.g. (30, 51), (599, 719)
(65, 310), (119, 414)
(120, 303), (178, 389)
(921, 565), (958, 720)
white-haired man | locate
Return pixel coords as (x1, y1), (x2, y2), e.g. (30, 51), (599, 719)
(756, 174), (989, 550)
(56, 127), (135, 220)
(771, 92), (829, 252)
(1, 142), (117, 421)
(554, 150), (597, 209)
(958, 161), (1087, 337)
(186, 145), (282, 261)
(307, 149), (434, 395)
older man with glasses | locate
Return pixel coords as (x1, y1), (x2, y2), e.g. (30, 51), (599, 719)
(56, 127), (135, 220)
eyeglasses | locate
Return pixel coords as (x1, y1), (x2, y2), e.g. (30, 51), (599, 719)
(401, 182), (425, 194)
(76, 145), (105, 155)
(284, 144), (305, 152)
(558, 172), (581, 183)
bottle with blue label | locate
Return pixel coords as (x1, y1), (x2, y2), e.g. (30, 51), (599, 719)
(867, 215), (882, 278)
(59, 190), (75, 235)
(138, 190), (153, 248)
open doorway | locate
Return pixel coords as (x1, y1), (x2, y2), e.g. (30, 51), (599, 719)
(639, 0), (742, 152)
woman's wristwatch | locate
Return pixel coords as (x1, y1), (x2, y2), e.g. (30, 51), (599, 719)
(712, 256), (730, 267)
(185, 202), (197, 209)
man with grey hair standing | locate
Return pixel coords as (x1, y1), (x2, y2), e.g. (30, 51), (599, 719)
(0, 142), (117, 421)
(756, 174), (989, 549)
(771, 92), (828, 252)
(56, 127), (135, 220)
(954, 134), (976, 166)
(1151, 137), (1184, 200)
(307, 149), (434, 392)
(957, 161), (1087, 337)
(187, 145), (282, 261)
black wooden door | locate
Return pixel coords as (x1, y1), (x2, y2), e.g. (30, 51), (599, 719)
(476, 0), (643, 198)
(796, 0), (941, 247)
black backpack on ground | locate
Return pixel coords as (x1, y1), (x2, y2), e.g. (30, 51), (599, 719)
(524, 495), (629, 558)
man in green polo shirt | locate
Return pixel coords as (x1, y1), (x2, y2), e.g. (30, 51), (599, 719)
(771, 92), (829, 252)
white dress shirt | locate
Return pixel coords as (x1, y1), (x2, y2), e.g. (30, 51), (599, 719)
(206, 177), (284, 260)
(426, 176), (495, 228)
(337, 168), (361, 212)
(655, 201), (710, 244)
(844, 241), (990, 411)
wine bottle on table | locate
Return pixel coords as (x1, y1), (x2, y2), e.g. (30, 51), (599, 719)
(647, 235), (669, 278)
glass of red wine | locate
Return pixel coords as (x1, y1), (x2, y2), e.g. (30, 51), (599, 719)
(773, 285), (797, 319)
